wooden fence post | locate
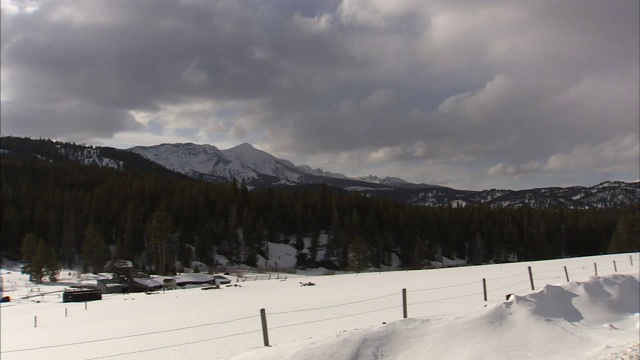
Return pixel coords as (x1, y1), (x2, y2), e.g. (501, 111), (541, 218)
(630, 255), (633, 266)
(594, 263), (598, 276)
(613, 260), (617, 272)
(260, 308), (270, 347)
(482, 278), (487, 302)
(402, 288), (407, 319)
(564, 266), (569, 282)
(528, 266), (535, 291)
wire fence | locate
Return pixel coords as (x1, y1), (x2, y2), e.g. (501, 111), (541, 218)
(2, 254), (638, 360)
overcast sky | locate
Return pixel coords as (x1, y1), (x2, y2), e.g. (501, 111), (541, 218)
(1, 0), (638, 190)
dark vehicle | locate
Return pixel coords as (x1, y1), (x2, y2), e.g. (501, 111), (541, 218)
(63, 288), (102, 302)
(213, 275), (231, 285)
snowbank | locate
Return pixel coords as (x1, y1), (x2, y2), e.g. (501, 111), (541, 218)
(229, 273), (639, 360)
(1, 253), (638, 360)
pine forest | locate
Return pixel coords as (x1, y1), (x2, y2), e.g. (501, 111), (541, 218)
(1, 152), (638, 279)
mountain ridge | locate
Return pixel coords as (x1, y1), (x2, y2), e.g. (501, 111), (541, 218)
(1, 137), (638, 209)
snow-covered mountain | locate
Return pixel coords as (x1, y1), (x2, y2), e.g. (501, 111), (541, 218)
(392, 181), (640, 209)
(357, 175), (409, 185)
(126, 142), (639, 209)
(128, 142), (332, 186)
(1, 137), (638, 209)
(58, 146), (123, 170)
(128, 143), (425, 188)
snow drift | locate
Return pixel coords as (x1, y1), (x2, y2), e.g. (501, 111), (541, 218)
(230, 274), (640, 360)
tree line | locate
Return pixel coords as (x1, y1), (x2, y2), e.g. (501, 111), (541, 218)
(1, 155), (638, 278)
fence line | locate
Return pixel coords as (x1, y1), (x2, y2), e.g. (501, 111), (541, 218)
(411, 280), (479, 292)
(270, 304), (402, 331)
(486, 272), (526, 281)
(2, 255), (637, 359)
(488, 279), (531, 293)
(408, 290), (479, 306)
(567, 264), (592, 271)
(82, 328), (264, 360)
(535, 275), (564, 281)
(533, 268), (563, 274)
(2, 314), (260, 353)
(269, 292), (397, 315)
(570, 269), (597, 277)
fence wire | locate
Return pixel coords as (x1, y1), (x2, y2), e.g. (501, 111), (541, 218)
(269, 291), (398, 315)
(3, 255), (636, 359)
(2, 314), (260, 353)
(81, 328), (263, 360)
(270, 304), (402, 330)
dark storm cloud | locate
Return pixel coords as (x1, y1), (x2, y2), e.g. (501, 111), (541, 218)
(1, 0), (350, 107)
(1, 0), (638, 189)
(1, 100), (138, 141)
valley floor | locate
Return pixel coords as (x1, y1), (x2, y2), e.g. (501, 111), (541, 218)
(1, 253), (639, 360)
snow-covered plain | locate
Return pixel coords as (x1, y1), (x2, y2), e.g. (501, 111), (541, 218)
(1, 253), (638, 360)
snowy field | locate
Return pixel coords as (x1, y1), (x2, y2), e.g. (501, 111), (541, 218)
(1, 253), (638, 360)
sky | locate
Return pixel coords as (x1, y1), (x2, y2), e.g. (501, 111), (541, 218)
(1, 0), (639, 190)
(1, 253), (639, 360)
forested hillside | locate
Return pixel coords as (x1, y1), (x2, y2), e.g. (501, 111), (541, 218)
(1, 155), (638, 275)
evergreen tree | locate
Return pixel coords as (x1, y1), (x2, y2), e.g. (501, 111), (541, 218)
(83, 222), (106, 273)
(20, 233), (38, 263)
(348, 236), (371, 272)
(29, 239), (49, 284)
(308, 226), (320, 265)
(61, 209), (77, 268)
(225, 204), (241, 262)
(124, 201), (143, 257)
(147, 211), (173, 275)
(607, 210), (640, 253)
(46, 249), (61, 282)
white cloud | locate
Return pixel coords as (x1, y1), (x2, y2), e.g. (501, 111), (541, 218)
(127, 99), (262, 144)
(181, 62), (209, 87)
(366, 141), (430, 162)
(290, 12), (334, 34)
(487, 133), (639, 180)
(437, 75), (516, 122)
(544, 133), (640, 173)
(1, 0), (38, 15)
(488, 161), (543, 177)
(337, 0), (419, 28)
(360, 89), (398, 111)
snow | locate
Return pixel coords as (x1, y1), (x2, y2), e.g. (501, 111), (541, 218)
(129, 143), (226, 175)
(130, 142), (308, 184)
(345, 186), (392, 191)
(255, 236), (331, 270)
(222, 143), (300, 182)
(1, 253), (638, 360)
(57, 147), (123, 170)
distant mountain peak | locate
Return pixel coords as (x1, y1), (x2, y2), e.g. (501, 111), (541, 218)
(229, 142), (256, 151)
(357, 175), (412, 186)
(380, 176), (410, 185)
(123, 141), (639, 209)
(1, 137), (638, 209)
